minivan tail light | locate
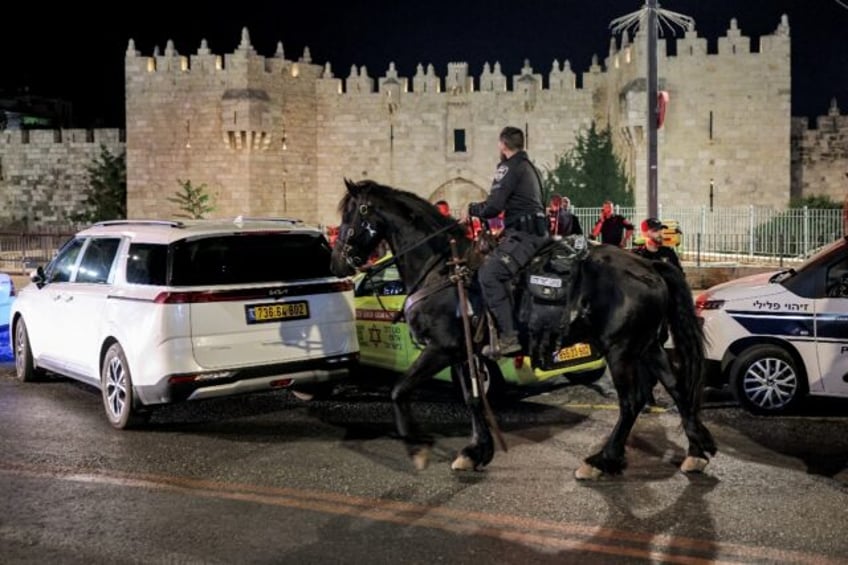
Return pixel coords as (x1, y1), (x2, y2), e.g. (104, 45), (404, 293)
(168, 370), (234, 384)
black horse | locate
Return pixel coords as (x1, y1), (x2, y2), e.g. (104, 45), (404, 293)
(330, 179), (716, 479)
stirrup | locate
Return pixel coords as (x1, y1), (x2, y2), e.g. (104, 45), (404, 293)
(482, 335), (521, 359)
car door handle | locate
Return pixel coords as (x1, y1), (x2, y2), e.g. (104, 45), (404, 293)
(53, 294), (63, 301)
(63, 295), (74, 302)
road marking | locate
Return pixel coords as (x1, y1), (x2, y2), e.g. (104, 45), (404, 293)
(562, 403), (669, 414)
(0, 461), (837, 565)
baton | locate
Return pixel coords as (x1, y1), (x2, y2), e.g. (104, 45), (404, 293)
(448, 238), (507, 453)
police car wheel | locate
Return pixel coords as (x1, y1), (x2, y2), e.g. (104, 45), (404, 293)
(730, 345), (807, 415)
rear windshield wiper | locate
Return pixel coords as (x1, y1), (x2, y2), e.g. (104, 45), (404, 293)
(769, 268), (796, 283)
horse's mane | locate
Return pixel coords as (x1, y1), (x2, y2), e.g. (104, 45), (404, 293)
(340, 179), (465, 239)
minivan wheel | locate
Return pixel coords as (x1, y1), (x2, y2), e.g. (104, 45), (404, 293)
(14, 318), (44, 382)
(730, 345), (806, 414)
(101, 343), (147, 429)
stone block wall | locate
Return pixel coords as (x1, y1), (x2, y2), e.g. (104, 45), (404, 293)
(604, 16), (792, 210)
(0, 128), (124, 227)
(792, 99), (848, 202)
(6, 15), (845, 231)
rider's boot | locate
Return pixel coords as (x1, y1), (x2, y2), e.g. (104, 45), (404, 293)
(482, 333), (521, 359)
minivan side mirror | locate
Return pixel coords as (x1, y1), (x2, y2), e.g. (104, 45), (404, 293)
(31, 266), (46, 288)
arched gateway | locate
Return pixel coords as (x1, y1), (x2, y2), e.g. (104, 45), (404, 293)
(428, 178), (488, 215)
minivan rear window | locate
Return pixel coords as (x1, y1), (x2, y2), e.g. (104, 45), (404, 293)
(170, 233), (333, 286)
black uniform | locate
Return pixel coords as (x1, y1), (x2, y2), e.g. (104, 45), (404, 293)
(632, 244), (682, 271)
(468, 150), (548, 337)
(594, 215), (634, 246)
(632, 243), (682, 407)
(550, 208), (583, 237)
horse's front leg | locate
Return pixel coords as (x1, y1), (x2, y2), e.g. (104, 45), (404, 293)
(450, 358), (494, 472)
(391, 345), (452, 470)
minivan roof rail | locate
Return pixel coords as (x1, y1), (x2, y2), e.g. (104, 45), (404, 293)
(232, 216), (303, 224)
(93, 220), (185, 228)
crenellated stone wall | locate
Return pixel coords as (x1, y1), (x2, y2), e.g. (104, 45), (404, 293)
(1, 14), (845, 229)
(604, 16), (792, 210)
(119, 16), (798, 226)
(792, 98), (848, 202)
(0, 128), (124, 227)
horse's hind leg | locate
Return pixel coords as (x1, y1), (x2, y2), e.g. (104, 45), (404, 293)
(391, 346), (451, 470)
(577, 348), (649, 479)
(450, 360), (494, 472)
(655, 347), (716, 472)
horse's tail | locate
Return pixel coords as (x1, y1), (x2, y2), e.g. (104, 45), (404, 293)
(653, 262), (706, 410)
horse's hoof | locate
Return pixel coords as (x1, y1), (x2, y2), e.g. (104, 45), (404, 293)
(680, 456), (709, 473)
(574, 462), (603, 480)
(411, 447), (431, 471)
(450, 454), (476, 472)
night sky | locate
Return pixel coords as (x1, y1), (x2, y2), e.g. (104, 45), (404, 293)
(2, 0), (846, 127)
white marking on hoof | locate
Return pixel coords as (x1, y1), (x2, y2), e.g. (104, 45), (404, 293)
(574, 462), (603, 480)
(412, 447), (430, 471)
(680, 456), (709, 473)
(451, 454), (476, 471)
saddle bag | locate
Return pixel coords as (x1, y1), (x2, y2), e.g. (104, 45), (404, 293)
(519, 236), (587, 369)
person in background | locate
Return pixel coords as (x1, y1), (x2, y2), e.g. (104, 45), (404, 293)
(632, 216), (682, 411)
(632, 217), (682, 271)
(591, 200), (633, 247)
(435, 200), (451, 217)
(465, 126), (548, 358)
(547, 194), (583, 238)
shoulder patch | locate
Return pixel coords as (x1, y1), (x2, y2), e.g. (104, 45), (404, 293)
(494, 165), (509, 182)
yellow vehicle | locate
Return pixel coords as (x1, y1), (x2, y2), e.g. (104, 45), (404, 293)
(633, 219), (682, 248)
(353, 255), (606, 397)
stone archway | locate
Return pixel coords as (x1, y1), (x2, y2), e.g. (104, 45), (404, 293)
(428, 177), (488, 216)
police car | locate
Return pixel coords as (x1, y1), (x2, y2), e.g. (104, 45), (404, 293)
(353, 254), (606, 398)
(696, 236), (848, 414)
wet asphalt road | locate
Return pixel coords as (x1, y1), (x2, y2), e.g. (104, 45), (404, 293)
(1, 364), (846, 564)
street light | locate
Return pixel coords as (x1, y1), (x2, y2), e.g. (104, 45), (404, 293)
(611, 1), (693, 218)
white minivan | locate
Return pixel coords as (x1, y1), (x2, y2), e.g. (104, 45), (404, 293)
(695, 236), (848, 414)
(10, 218), (359, 428)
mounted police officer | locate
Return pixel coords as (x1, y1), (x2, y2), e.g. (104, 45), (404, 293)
(465, 126), (548, 358)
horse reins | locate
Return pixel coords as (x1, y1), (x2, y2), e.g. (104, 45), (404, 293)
(358, 219), (464, 319)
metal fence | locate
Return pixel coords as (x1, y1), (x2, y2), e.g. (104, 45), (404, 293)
(573, 206), (845, 267)
(0, 230), (74, 274)
(0, 207), (844, 273)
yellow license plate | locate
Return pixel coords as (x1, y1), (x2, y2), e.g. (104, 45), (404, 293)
(554, 342), (592, 362)
(246, 301), (310, 324)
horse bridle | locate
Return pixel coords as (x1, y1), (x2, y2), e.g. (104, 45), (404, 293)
(341, 197), (464, 318)
(341, 199), (462, 277)
(339, 202), (384, 271)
